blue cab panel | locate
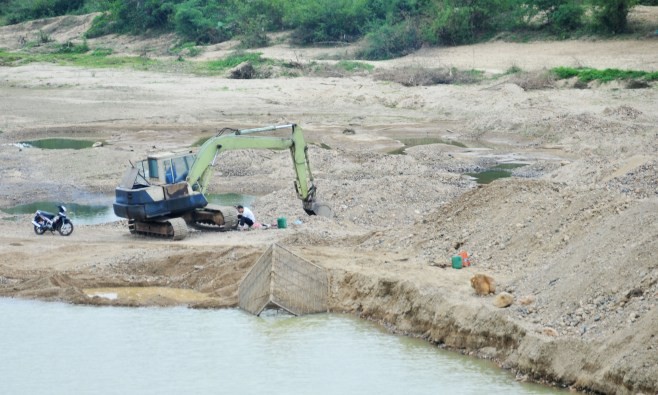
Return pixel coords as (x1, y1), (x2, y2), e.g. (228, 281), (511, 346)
(113, 187), (208, 220)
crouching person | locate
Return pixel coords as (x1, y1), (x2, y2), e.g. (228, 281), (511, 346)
(237, 205), (255, 231)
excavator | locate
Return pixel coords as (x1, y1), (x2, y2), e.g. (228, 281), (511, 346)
(113, 123), (332, 240)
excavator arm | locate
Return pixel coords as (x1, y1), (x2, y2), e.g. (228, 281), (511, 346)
(187, 124), (330, 216)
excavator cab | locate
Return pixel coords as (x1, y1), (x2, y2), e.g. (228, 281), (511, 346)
(132, 152), (196, 186)
(114, 151), (207, 222)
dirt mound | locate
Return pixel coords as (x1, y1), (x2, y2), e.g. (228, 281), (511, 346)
(0, 14), (98, 50)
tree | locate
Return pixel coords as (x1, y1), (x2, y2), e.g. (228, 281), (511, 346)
(590, 0), (636, 33)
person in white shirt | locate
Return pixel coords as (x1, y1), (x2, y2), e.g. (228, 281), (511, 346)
(237, 205), (255, 230)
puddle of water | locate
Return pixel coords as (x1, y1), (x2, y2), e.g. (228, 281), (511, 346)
(0, 298), (567, 395)
(1, 201), (120, 225)
(20, 138), (97, 150)
(84, 287), (212, 304)
(467, 163), (527, 184)
(389, 137), (466, 155)
(3, 194), (252, 225)
(205, 193), (256, 207)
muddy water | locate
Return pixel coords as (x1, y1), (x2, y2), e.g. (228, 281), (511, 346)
(205, 193), (256, 207)
(0, 298), (566, 395)
(20, 138), (96, 149)
(467, 163), (528, 184)
(2, 201), (119, 225)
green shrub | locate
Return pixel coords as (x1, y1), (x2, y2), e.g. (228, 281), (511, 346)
(55, 40), (89, 54)
(237, 15), (269, 48)
(88, 0), (175, 35)
(287, 0), (372, 44)
(359, 19), (422, 60)
(553, 67), (658, 82)
(170, 41), (201, 57)
(91, 47), (113, 56)
(336, 60), (374, 72)
(84, 13), (114, 38)
(174, 5), (222, 44)
(5, 0), (85, 24)
(38, 30), (52, 43)
(550, 3), (584, 33)
(423, 0), (519, 45)
(589, 0), (635, 33)
(429, 6), (475, 45)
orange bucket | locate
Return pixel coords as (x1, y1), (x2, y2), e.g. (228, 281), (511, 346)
(459, 251), (470, 267)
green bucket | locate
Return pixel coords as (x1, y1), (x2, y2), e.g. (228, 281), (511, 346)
(277, 217), (287, 229)
(451, 255), (463, 269)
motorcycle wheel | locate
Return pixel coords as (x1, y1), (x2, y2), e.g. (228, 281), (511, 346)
(58, 220), (74, 236)
(34, 225), (46, 235)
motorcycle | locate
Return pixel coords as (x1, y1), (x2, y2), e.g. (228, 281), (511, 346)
(32, 205), (74, 236)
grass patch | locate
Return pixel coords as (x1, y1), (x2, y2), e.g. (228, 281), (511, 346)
(0, 45), (481, 84)
(0, 49), (158, 69)
(170, 41), (202, 58)
(335, 60), (374, 73)
(505, 65), (523, 74)
(0, 51), (24, 66)
(552, 67), (658, 82)
(54, 40), (90, 54)
(203, 52), (265, 72)
(0, 48), (273, 76)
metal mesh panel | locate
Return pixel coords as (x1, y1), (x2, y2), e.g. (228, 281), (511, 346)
(271, 245), (328, 315)
(238, 244), (328, 316)
(238, 245), (273, 315)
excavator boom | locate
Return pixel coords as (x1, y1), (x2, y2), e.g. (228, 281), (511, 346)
(191, 124), (311, 198)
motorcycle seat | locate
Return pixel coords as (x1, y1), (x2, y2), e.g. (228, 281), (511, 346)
(37, 210), (55, 219)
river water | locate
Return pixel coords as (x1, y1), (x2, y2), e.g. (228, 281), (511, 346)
(0, 298), (565, 395)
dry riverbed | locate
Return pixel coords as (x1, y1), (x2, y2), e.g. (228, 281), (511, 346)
(1, 12), (657, 394)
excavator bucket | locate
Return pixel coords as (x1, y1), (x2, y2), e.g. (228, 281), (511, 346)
(305, 200), (333, 217)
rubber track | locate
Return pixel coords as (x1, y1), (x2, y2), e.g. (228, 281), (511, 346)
(193, 204), (239, 231)
(169, 217), (189, 240)
(128, 217), (189, 240)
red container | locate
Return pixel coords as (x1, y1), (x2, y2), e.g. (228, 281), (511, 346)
(459, 251), (470, 267)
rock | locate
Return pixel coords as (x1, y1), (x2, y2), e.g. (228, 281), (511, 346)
(471, 274), (496, 295)
(228, 62), (255, 79)
(542, 327), (559, 337)
(343, 128), (356, 135)
(519, 295), (535, 305)
(493, 292), (514, 308)
(478, 346), (498, 359)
